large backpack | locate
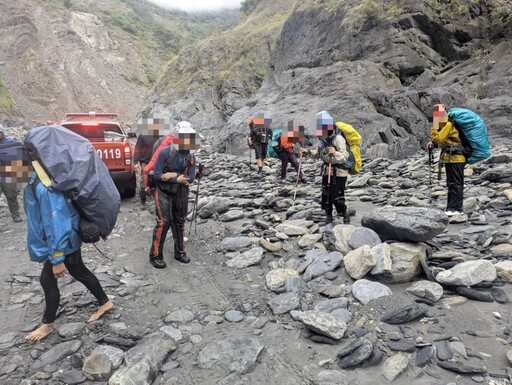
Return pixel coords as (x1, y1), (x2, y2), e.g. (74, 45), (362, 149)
(448, 108), (491, 164)
(24, 125), (120, 241)
(335, 122), (363, 174)
(268, 129), (282, 159)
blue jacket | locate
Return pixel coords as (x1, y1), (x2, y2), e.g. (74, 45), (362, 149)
(23, 175), (82, 264)
(154, 146), (196, 184)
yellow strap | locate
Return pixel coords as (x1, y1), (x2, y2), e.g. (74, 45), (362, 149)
(32, 160), (52, 187)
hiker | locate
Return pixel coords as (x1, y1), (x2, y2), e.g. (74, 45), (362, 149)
(0, 125), (22, 222)
(278, 121), (307, 183)
(247, 115), (272, 176)
(134, 115), (166, 208)
(149, 123), (197, 268)
(21, 151), (113, 341)
(315, 111), (351, 224)
(428, 104), (466, 216)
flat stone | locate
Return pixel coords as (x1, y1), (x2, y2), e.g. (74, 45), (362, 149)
(275, 221), (308, 236)
(347, 227), (381, 249)
(164, 309), (195, 323)
(219, 209), (245, 222)
(298, 233), (323, 248)
(34, 340), (82, 370)
(301, 311), (347, 340)
(449, 341), (468, 359)
(352, 279), (392, 305)
(259, 238), (283, 252)
(314, 298), (348, 313)
(436, 260), (497, 286)
(381, 303), (428, 325)
(361, 207), (448, 242)
(438, 361), (487, 374)
(415, 345), (434, 367)
(331, 309), (351, 324)
(225, 310), (244, 322)
(491, 288), (509, 304)
(435, 340), (454, 361)
(226, 247), (264, 268)
(268, 293), (300, 315)
(197, 337), (263, 374)
(54, 370), (86, 385)
(91, 345), (125, 370)
(343, 245), (376, 280)
(159, 326), (183, 343)
(266, 269), (298, 291)
(338, 340), (373, 369)
(199, 198), (231, 218)
(160, 360), (180, 372)
(456, 287), (494, 302)
(386, 339), (417, 353)
(83, 353), (112, 381)
(382, 352), (410, 381)
(56, 322), (86, 338)
(337, 338), (365, 358)
(406, 281), (444, 302)
(219, 237), (252, 252)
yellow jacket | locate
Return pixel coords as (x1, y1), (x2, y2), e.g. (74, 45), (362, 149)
(431, 121), (466, 164)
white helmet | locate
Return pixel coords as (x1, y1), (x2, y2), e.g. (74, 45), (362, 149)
(176, 121), (194, 134)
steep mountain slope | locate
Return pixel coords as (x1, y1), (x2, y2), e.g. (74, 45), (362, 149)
(145, 0), (512, 158)
(0, 0), (238, 124)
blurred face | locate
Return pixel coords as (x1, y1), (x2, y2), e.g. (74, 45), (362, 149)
(0, 132), (4, 140)
(0, 158), (34, 187)
(286, 120), (305, 143)
(252, 115), (272, 128)
(137, 114), (170, 136)
(431, 104), (448, 129)
(178, 133), (199, 151)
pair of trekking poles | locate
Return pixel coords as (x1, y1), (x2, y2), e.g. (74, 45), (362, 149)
(187, 163), (205, 235)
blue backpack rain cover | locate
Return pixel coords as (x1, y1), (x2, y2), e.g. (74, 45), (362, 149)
(268, 129), (282, 159)
(448, 108), (491, 164)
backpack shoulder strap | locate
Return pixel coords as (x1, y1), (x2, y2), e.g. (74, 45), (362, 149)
(165, 146), (178, 165)
(32, 160), (51, 188)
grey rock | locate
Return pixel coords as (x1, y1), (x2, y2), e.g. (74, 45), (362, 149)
(160, 360), (180, 372)
(91, 345), (125, 370)
(225, 310), (244, 322)
(352, 279), (392, 305)
(164, 309), (195, 323)
(298, 233), (323, 248)
(415, 345), (434, 367)
(197, 337), (263, 374)
(83, 353), (112, 381)
(285, 275), (306, 294)
(219, 237), (252, 252)
(290, 310), (304, 321)
(449, 341), (468, 359)
(480, 164), (512, 183)
(435, 340), (454, 361)
(34, 340), (82, 370)
(199, 198), (231, 218)
(386, 339), (416, 353)
(381, 303), (428, 324)
(406, 280), (444, 302)
(375, 242), (427, 283)
(226, 247), (264, 268)
(361, 207), (448, 242)
(301, 311), (347, 340)
(56, 322), (86, 338)
(266, 269), (298, 291)
(275, 220), (310, 236)
(338, 340), (373, 369)
(159, 326), (184, 343)
(331, 309), (351, 324)
(332, 225), (356, 254)
(219, 209), (245, 222)
(343, 245), (376, 280)
(382, 352), (410, 381)
(109, 333), (177, 385)
(370, 243), (392, 275)
(437, 361), (487, 374)
(347, 227), (381, 249)
(55, 370), (87, 384)
(268, 292), (300, 315)
(337, 338), (365, 358)
(303, 251), (343, 282)
(314, 298), (348, 313)
(436, 260), (497, 286)
(456, 287), (494, 302)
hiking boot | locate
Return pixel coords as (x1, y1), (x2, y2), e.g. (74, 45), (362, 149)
(342, 212), (351, 224)
(175, 252), (190, 264)
(12, 215), (22, 223)
(326, 215), (333, 224)
(149, 257), (166, 269)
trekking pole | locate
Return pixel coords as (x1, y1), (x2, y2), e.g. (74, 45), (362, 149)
(249, 146), (252, 170)
(189, 164), (204, 235)
(428, 145), (433, 203)
(292, 151), (304, 204)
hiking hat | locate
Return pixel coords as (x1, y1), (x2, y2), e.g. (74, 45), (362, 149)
(177, 121), (194, 135)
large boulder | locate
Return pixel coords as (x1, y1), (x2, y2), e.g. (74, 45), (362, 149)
(343, 246), (376, 280)
(373, 242), (427, 283)
(435, 260), (497, 286)
(361, 207), (448, 242)
(332, 225), (356, 254)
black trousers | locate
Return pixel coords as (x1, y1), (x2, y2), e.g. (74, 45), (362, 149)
(445, 163), (465, 212)
(150, 185), (188, 259)
(40, 249), (109, 324)
(321, 175), (348, 216)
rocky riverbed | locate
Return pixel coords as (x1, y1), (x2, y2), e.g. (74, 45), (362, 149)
(1, 137), (512, 385)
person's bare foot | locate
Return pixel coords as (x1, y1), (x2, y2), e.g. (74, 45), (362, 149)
(25, 323), (54, 341)
(87, 300), (114, 323)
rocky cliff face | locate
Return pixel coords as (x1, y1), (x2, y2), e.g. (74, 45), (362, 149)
(145, 0), (512, 159)
(0, 0), (237, 124)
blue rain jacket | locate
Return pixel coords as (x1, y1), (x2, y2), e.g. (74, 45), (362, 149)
(23, 175), (82, 264)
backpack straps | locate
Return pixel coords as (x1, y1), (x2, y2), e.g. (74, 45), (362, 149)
(32, 160), (51, 188)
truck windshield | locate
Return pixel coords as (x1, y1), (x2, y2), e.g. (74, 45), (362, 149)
(61, 123), (123, 139)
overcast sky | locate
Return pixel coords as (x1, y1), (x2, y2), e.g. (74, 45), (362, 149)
(148, 0), (242, 12)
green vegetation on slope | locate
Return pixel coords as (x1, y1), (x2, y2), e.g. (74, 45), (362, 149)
(0, 78), (21, 117)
